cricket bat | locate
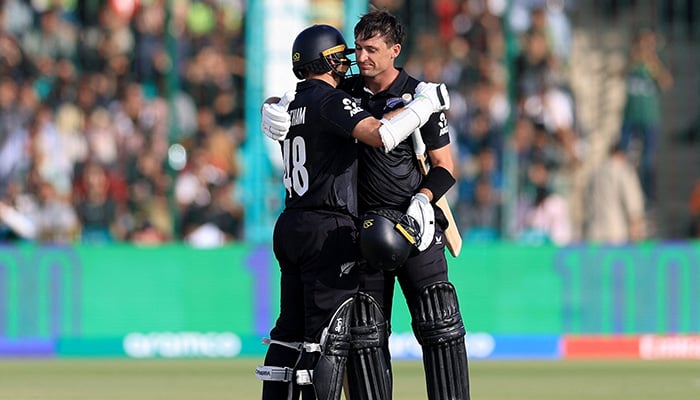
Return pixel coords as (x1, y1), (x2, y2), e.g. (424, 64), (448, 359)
(403, 94), (462, 257)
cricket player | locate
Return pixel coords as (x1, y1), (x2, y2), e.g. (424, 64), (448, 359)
(262, 10), (471, 400)
(256, 23), (450, 400)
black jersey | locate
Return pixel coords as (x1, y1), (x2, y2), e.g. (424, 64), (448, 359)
(340, 69), (451, 213)
(280, 79), (372, 216)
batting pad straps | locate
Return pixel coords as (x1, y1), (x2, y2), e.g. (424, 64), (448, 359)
(420, 166), (456, 202)
(255, 365), (295, 382)
(262, 337), (304, 351)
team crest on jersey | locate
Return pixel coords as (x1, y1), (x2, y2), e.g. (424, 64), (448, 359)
(339, 261), (355, 277)
(342, 98), (363, 117)
(438, 112), (449, 136)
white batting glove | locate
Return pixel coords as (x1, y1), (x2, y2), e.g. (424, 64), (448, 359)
(404, 193), (435, 251)
(414, 82), (450, 112)
(262, 91), (295, 141)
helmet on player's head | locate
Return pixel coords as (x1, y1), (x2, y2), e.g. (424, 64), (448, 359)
(292, 24), (354, 80)
(359, 209), (413, 272)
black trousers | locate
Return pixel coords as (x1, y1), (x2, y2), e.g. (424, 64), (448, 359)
(263, 209), (359, 400)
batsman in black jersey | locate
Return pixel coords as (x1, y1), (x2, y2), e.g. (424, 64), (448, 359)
(348, 10), (470, 400)
(256, 24), (450, 400)
(262, 11), (471, 400)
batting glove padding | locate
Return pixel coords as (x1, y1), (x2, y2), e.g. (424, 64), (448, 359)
(261, 91), (295, 141)
(403, 192), (435, 252)
(415, 82), (450, 114)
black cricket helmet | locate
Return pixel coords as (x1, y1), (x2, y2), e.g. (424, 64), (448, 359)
(292, 24), (354, 79)
(360, 209), (413, 272)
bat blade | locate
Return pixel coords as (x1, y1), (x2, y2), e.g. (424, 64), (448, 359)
(435, 196), (462, 257)
(416, 154), (429, 176)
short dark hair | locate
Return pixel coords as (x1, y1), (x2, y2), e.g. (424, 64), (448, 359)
(354, 9), (405, 46)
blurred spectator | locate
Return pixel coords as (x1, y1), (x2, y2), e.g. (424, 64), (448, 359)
(458, 106), (501, 159)
(521, 75), (580, 166)
(27, 105), (74, 196)
(516, 160), (573, 245)
(1, 0), (33, 37)
(129, 219), (170, 245)
(528, 2), (572, 69)
(125, 147), (173, 239)
(511, 116), (536, 187)
(21, 6), (77, 63)
(434, 0), (460, 41)
(0, 83), (25, 186)
(132, 3), (168, 95)
(174, 147), (224, 212)
(0, 181), (35, 241)
(515, 29), (553, 101)
(584, 142), (646, 244)
(27, 177), (80, 243)
(535, 120), (571, 188)
(458, 176), (502, 242)
(181, 178), (243, 247)
(73, 161), (118, 243)
(0, 30), (36, 83)
(459, 146), (503, 205)
(619, 27), (674, 206)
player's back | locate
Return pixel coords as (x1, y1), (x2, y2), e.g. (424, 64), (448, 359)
(279, 78), (371, 217)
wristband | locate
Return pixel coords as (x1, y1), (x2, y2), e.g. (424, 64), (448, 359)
(419, 166), (455, 201)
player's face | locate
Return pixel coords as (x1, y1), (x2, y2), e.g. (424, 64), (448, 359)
(354, 34), (400, 79)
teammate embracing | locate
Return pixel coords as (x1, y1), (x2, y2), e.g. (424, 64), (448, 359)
(263, 10), (471, 400)
(255, 23), (450, 400)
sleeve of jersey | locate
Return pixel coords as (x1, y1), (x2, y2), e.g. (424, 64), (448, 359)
(421, 111), (451, 150)
(320, 91), (373, 138)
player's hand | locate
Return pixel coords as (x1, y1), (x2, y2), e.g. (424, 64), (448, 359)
(414, 82), (450, 112)
(262, 91), (295, 141)
(401, 192), (435, 251)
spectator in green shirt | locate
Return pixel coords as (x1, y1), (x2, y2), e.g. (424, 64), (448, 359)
(619, 27), (673, 205)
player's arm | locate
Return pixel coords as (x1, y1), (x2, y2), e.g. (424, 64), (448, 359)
(352, 99), (438, 148)
(402, 111), (457, 252)
(353, 82), (450, 152)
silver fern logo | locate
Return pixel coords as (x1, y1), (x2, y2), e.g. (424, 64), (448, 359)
(339, 261), (355, 277)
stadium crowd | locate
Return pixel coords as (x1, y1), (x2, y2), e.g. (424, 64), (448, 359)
(399, 0), (583, 245)
(0, 0), (246, 245)
(0, 0), (687, 246)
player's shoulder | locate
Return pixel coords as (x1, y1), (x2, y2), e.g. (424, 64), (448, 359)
(303, 81), (350, 105)
(397, 69), (421, 92)
(322, 86), (358, 105)
(315, 86), (365, 121)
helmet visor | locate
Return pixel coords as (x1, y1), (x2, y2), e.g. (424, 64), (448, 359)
(323, 45), (356, 77)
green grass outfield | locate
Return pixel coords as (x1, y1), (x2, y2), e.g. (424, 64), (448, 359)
(0, 358), (698, 399)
